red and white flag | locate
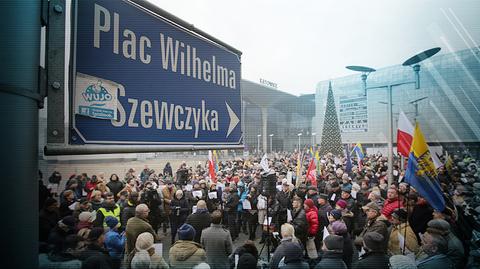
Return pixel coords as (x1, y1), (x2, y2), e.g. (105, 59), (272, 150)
(397, 110), (414, 158)
(208, 150), (217, 183)
(306, 158), (317, 187)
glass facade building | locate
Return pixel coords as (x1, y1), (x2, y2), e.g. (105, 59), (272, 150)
(241, 79), (315, 153)
(314, 48), (480, 156)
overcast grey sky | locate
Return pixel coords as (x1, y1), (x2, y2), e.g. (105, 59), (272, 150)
(151, 0), (480, 95)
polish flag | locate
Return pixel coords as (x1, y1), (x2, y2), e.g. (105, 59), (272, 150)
(397, 111), (414, 158)
(306, 158), (317, 187)
(208, 150), (217, 183)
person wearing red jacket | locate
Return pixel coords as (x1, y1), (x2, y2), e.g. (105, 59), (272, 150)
(304, 198), (319, 236)
(381, 187), (404, 221)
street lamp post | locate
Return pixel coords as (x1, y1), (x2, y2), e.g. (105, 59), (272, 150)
(257, 134), (262, 153)
(311, 132), (316, 146)
(409, 96), (428, 121)
(297, 133), (303, 153)
(269, 134), (274, 153)
(346, 47), (441, 186)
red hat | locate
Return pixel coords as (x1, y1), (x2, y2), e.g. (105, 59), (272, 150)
(304, 199), (315, 209)
(336, 199), (347, 209)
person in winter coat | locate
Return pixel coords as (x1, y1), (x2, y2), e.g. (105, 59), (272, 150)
(225, 186), (240, 240)
(381, 187), (403, 221)
(163, 162), (173, 177)
(290, 197), (308, 246)
(229, 240), (259, 269)
(104, 216), (125, 268)
(387, 208), (419, 256)
(389, 255), (417, 269)
(38, 234), (83, 269)
(107, 174), (124, 201)
(416, 232), (454, 269)
(237, 182), (249, 235)
(186, 200), (212, 243)
(130, 232), (169, 269)
(278, 241), (309, 269)
(331, 220), (354, 269)
(121, 192), (139, 230)
(125, 204), (158, 256)
(162, 180), (177, 233)
(79, 227), (113, 269)
(170, 224), (207, 269)
(170, 190), (190, 244)
(424, 219), (465, 269)
(270, 223), (302, 269)
(315, 235), (347, 269)
(201, 211), (233, 269)
(39, 197), (60, 242)
(76, 211), (96, 232)
(245, 186), (259, 241)
(355, 202), (388, 252)
(353, 232), (389, 269)
(317, 193), (333, 231)
(59, 190), (76, 218)
(94, 192), (121, 229)
(84, 175), (99, 200)
(304, 199), (319, 237)
(48, 216), (77, 252)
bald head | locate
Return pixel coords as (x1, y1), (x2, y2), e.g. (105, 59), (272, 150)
(197, 200), (207, 209)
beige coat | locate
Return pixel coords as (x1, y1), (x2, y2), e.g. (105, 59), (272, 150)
(388, 222), (419, 255)
(168, 240), (206, 269)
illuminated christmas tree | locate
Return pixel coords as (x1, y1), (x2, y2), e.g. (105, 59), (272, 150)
(320, 81), (344, 156)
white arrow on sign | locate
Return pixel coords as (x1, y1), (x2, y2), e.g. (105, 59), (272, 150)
(225, 102), (240, 138)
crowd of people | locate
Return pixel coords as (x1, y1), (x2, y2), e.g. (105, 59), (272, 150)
(38, 149), (480, 269)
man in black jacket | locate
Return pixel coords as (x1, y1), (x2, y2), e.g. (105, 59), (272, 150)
(80, 227), (112, 269)
(186, 200), (212, 243)
(315, 235), (347, 269)
(290, 197), (308, 246)
(224, 186), (240, 240)
(353, 232), (389, 269)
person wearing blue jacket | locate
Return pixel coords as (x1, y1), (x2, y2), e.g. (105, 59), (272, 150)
(104, 216), (125, 268)
(237, 181), (249, 235)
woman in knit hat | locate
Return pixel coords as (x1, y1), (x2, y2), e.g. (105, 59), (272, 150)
(131, 232), (168, 269)
(330, 220), (354, 269)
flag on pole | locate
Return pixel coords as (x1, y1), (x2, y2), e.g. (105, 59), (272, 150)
(260, 154), (270, 173)
(208, 150), (217, 183)
(405, 123), (445, 211)
(397, 110), (415, 158)
(213, 150), (219, 172)
(352, 143), (364, 160)
(306, 157), (317, 187)
(345, 144), (352, 174)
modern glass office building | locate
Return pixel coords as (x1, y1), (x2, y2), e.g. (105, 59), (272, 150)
(241, 79), (315, 153)
(314, 48), (480, 156)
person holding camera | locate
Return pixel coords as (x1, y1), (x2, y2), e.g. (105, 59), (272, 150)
(140, 181), (163, 234)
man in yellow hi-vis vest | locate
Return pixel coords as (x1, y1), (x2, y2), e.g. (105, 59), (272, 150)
(94, 192), (121, 228)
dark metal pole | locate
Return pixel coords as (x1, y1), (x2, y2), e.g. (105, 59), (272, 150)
(0, 0), (41, 268)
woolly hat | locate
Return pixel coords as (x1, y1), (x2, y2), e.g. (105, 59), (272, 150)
(88, 227), (104, 241)
(331, 221), (348, 235)
(363, 232), (384, 252)
(392, 208), (408, 222)
(105, 216), (119, 229)
(426, 219), (450, 235)
(362, 201), (380, 212)
(78, 211), (96, 223)
(324, 235), (344, 252)
(336, 199), (347, 209)
(60, 216), (76, 228)
(178, 223), (196, 241)
(237, 253), (257, 269)
(330, 209), (342, 220)
(389, 255), (417, 269)
(318, 193), (329, 200)
(304, 199), (315, 209)
(135, 232), (154, 251)
(283, 242), (303, 263)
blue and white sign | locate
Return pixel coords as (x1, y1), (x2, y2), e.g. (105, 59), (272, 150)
(72, 0), (242, 145)
(75, 72), (119, 120)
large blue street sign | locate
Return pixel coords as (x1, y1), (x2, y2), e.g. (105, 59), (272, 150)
(71, 0), (242, 146)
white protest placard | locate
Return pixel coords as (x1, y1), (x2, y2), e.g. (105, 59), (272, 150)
(287, 209), (292, 222)
(192, 190), (203, 199)
(68, 202), (78, 211)
(185, 184), (193, 191)
(154, 243), (163, 256)
(330, 193), (336, 201)
(216, 183), (225, 190)
(242, 199), (252, 210)
(351, 190), (357, 199)
(192, 206), (197, 214)
(276, 185), (283, 191)
(286, 171), (293, 184)
(263, 216), (273, 226)
(208, 192), (217, 199)
(323, 226), (330, 241)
